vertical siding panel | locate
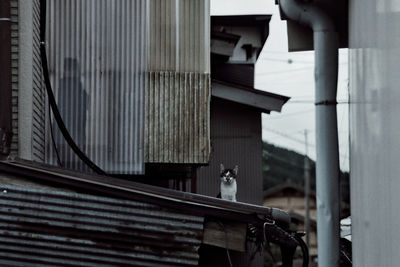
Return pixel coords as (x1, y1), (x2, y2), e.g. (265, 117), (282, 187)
(145, 0), (210, 164)
(188, 73), (193, 163)
(45, 1), (146, 174)
(179, 73), (185, 163)
(168, 72), (174, 162)
(155, 72), (160, 162)
(32, 0), (45, 162)
(159, 72), (165, 162)
(194, 73), (199, 160)
(146, 72), (210, 164)
(147, 72), (154, 163)
(173, 72), (180, 162)
(197, 99), (263, 205)
(164, 72), (169, 162)
(10, 0), (19, 156)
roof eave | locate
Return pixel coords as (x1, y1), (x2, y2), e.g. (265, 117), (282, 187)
(212, 80), (290, 113)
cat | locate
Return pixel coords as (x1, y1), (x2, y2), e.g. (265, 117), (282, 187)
(219, 164), (238, 202)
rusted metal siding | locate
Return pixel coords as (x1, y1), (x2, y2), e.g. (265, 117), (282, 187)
(10, 0), (18, 157)
(45, 0), (147, 174)
(148, 0), (210, 73)
(0, 184), (204, 266)
(146, 72), (210, 164)
(197, 98), (263, 205)
(146, 0), (211, 164)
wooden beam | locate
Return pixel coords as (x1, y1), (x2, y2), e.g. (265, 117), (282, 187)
(203, 220), (247, 252)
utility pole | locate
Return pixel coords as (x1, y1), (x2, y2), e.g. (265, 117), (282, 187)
(304, 129), (311, 247)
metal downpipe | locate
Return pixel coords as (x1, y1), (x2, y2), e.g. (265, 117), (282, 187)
(278, 0), (340, 266)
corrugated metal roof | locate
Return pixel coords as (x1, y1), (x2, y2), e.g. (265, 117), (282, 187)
(0, 160), (291, 227)
(0, 184), (203, 266)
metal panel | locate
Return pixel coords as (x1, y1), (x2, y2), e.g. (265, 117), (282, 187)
(148, 0), (210, 73)
(196, 98), (263, 266)
(10, 0), (18, 157)
(349, 1), (400, 266)
(0, 184), (204, 266)
(146, 71), (211, 164)
(45, 0), (147, 174)
(32, 0), (46, 162)
(197, 98), (263, 205)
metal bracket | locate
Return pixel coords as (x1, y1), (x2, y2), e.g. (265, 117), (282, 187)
(315, 100), (338, 106)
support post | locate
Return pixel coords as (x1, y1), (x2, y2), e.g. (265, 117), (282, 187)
(277, 1), (340, 265)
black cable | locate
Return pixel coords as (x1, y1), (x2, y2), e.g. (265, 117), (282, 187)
(39, 0), (106, 175)
(293, 234), (309, 267)
(48, 100), (63, 167)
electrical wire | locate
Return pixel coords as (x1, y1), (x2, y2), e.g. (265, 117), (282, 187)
(263, 127), (316, 147)
(267, 108), (315, 119)
(39, 0), (106, 175)
(264, 152), (305, 170)
(48, 100), (63, 167)
(293, 234), (309, 267)
(257, 66), (313, 76)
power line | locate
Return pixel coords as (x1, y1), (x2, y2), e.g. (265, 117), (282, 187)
(263, 127), (316, 147)
(267, 108), (315, 119)
(259, 57), (315, 64)
(286, 100), (349, 104)
(263, 151), (305, 169)
(263, 127), (350, 159)
(257, 66), (313, 76)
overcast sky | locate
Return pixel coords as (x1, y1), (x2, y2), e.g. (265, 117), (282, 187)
(211, 0), (349, 171)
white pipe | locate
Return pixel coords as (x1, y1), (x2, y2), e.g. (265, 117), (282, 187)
(278, 1), (340, 266)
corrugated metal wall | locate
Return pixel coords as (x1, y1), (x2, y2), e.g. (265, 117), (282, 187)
(148, 0), (210, 73)
(10, 0), (18, 157)
(32, 0), (46, 162)
(197, 98), (263, 205)
(349, 1), (400, 266)
(146, 72), (210, 163)
(10, 0), (19, 156)
(0, 184), (204, 266)
(146, 0), (211, 164)
(45, 0), (147, 174)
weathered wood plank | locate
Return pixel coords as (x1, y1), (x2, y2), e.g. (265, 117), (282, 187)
(203, 220), (247, 252)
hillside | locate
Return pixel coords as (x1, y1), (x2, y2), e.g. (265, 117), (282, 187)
(262, 142), (350, 204)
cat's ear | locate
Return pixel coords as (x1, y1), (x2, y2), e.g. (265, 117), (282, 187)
(233, 165), (239, 176)
(220, 163), (225, 174)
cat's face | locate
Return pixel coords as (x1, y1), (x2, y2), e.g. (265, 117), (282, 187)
(220, 164), (238, 184)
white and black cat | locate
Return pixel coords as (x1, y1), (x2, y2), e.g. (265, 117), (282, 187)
(218, 164), (238, 202)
